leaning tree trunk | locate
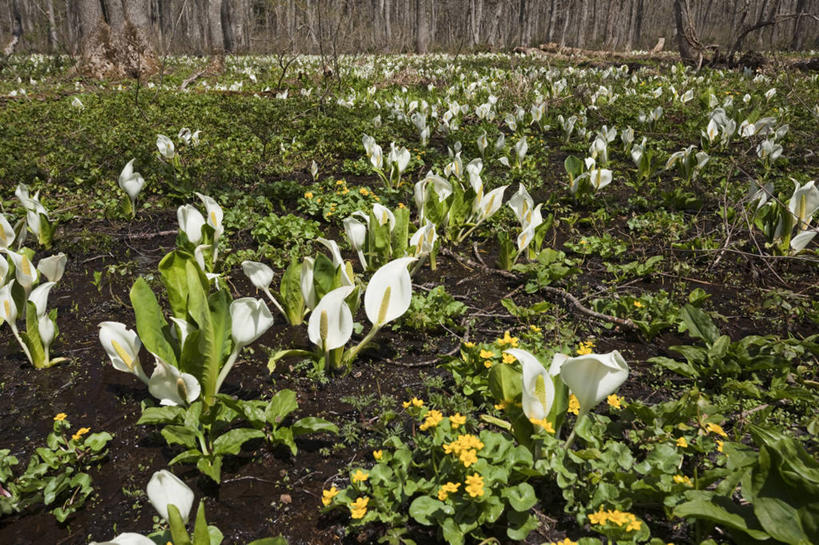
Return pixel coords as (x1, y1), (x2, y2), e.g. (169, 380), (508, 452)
(673, 0), (697, 63)
(75, 0), (159, 79)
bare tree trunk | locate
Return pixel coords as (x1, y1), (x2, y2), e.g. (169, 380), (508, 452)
(3, 0), (23, 56)
(416, 0), (428, 53)
(47, 0), (59, 51)
(208, 0), (224, 52)
(673, 0), (697, 62)
(577, 0), (589, 47)
(791, 0), (807, 49)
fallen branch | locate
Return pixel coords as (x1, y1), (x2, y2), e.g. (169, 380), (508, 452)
(441, 248), (637, 332)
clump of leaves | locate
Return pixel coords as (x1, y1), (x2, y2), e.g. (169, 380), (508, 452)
(399, 286), (466, 333)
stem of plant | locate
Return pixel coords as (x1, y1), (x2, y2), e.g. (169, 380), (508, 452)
(344, 324), (381, 366)
(214, 345), (242, 394)
(9, 323), (33, 365)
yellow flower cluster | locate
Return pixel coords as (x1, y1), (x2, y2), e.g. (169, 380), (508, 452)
(463, 341), (475, 348)
(676, 437), (688, 448)
(351, 469), (369, 483)
(72, 427), (91, 441)
(443, 434), (484, 468)
(716, 440), (724, 453)
(502, 352), (516, 364)
(53, 413), (67, 422)
(548, 539), (578, 545)
(568, 394), (580, 415)
(419, 410), (443, 431)
(350, 496), (369, 519)
(464, 473), (484, 497)
(607, 394), (623, 409)
(529, 325), (542, 333)
(633, 300), (644, 308)
(673, 474), (693, 487)
(576, 340), (595, 355)
(372, 450), (383, 460)
(530, 418), (555, 433)
(587, 508), (642, 532)
(402, 397), (424, 408)
(437, 482), (460, 501)
(479, 349), (495, 359)
(449, 413), (466, 429)
(304, 191), (314, 199)
(321, 486), (339, 506)
(705, 422), (728, 437)
(495, 331), (519, 348)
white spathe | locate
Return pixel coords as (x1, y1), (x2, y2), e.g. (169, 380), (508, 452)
(99, 321), (148, 383)
(308, 285), (355, 350)
(230, 297), (274, 347)
(37, 253), (67, 283)
(505, 349), (555, 421)
(177, 204), (206, 245)
(559, 350), (629, 414)
(241, 261), (275, 292)
(146, 470), (194, 523)
(364, 257), (415, 327)
(148, 357), (201, 406)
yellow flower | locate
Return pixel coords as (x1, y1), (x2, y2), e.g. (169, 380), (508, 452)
(633, 300), (644, 308)
(374, 196), (380, 201)
(502, 352), (516, 364)
(479, 349), (495, 359)
(716, 440), (724, 453)
(304, 192), (314, 199)
(443, 434), (484, 468)
(336, 180), (345, 185)
(576, 340), (594, 355)
(437, 481), (461, 501)
(529, 325), (542, 333)
(676, 437), (688, 448)
(349, 496), (369, 519)
(706, 422), (728, 437)
(673, 474), (693, 487)
(588, 509), (608, 525)
(494, 401), (507, 410)
(463, 341), (475, 348)
(419, 410), (444, 431)
(359, 188), (369, 196)
(398, 203), (405, 208)
(321, 486), (339, 506)
(568, 394), (580, 415)
(484, 360), (493, 368)
(607, 394), (623, 409)
(450, 413), (466, 429)
(53, 413), (67, 422)
(579, 238), (588, 245)
(372, 450), (383, 460)
(464, 473), (484, 498)
(530, 418), (555, 433)
(549, 539), (578, 545)
(626, 519), (642, 532)
(72, 427), (91, 441)
(495, 330), (519, 347)
(340, 188), (349, 195)
(402, 397), (424, 409)
(351, 470), (369, 483)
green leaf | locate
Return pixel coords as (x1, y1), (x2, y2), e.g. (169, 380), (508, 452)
(167, 503), (193, 545)
(679, 304), (720, 345)
(138, 406), (185, 426)
(130, 277), (177, 367)
(161, 425), (199, 449)
(648, 356), (700, 378)
(196, 456), (222, 483)
(212, 428), (264, 456)
(83, 432), (113, 451)
(292, 417), (338, 436)
(673, 491), (770, 540)
(247, 538), (288, 545)
(489, 364), (521, 402)
(281, 258), (305, 326)
(23, 301), (46, 368)
(409, 495), (450, 525)
(192, 501), (210, 545)
(502, 482), (537, 512)
(169, 449), (204, 466)
(159, 250), (197, 319)
(265, 390), (298, 426)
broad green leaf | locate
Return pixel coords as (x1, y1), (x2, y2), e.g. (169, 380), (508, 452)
(292, 417), (338, 436)
(130, 277), (177, 367)
(138, 406), (185, 425)
(159, 250), (196, 319)
(161, 425), (199, 449)
(281, 258), (305, 326)
(489, 364), (521, 402)
(192, 501), (210, 545)
(247, 538), (288, 545)
(196, 456), (222, 483)
(265, 389), (299, 425)
(673, 491), (770, 540)
(502, 482), (537, 512)
(409, 495), (449, 526)
(212, 428), (264, 456)
(167, 503), (193, 545)
(680, 304), (720, 345)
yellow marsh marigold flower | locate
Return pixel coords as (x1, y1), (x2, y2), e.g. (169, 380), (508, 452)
(304, 191), (314, 199)
(359, 188), (369, 196)
(494, 401), (507, 410)
(607, 394), (623, 409)
(463, 341), (475, 348)
(54, 413), (67, 422)
(419, 410), (443, 431)
(502, 352), (516, 364)
(349, 496), (369, 519)
(372, 450), (383, 460)
(676, 437), (688, 448)
(576, 341), (594, 355)
(72, 427), (91, 441)
(321, 486), (339, 506)
(706, 422), (728, 437)
(402, 397), (424, 409)
(549, 539), (578, 545)
(626, 518), (642, 532)
(529, 325), (542, 333)
(450, 413), (466, 429)
(437, 482), (460, 501)
(530, 418), (555, 433)
(351, 469), (369, 483)
(717, 440), (724, 453)
(588, 509), (608, 525)
(633, 300), (644, 308)
(336, 180), (345, 186)
(398, 202), (405, 209)
(496, 330), (519, 347)
(673, 474), (693, 486)
(568, 394), (580, 415)
(479, 349), (495, 359)
(484, 360), (493, 369)
(464, 473), (484, 498)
